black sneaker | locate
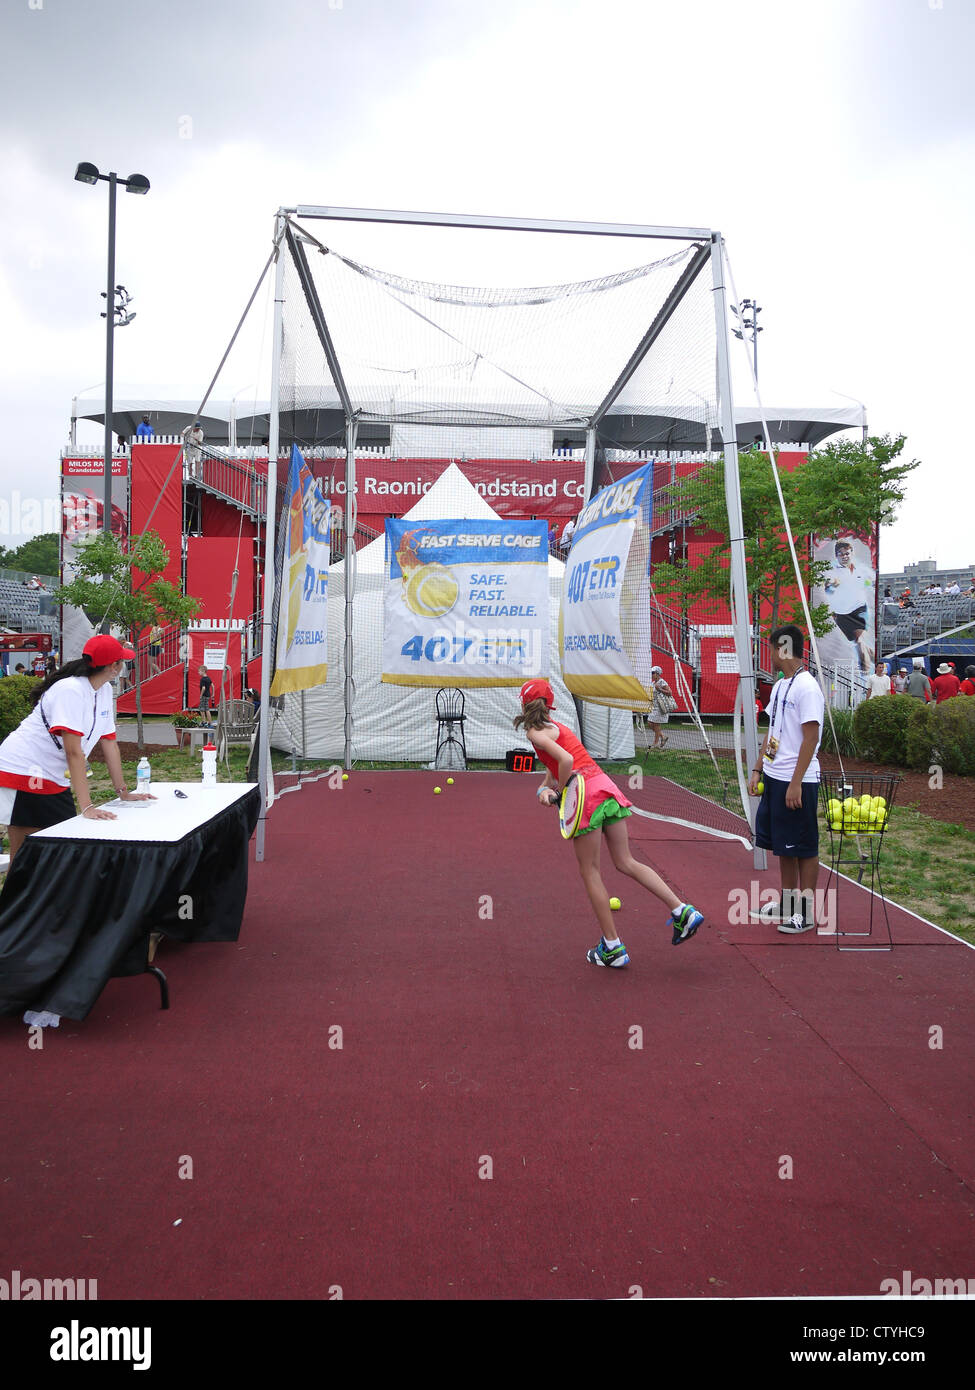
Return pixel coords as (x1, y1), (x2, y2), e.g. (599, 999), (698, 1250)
(748, 899), (786, 924)
(777, 913), (816, 935)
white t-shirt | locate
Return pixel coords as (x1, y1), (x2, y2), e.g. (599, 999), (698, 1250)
(867, 673), (891, 697)
(824, 563), (869, 614)
(0, 676), (116, 793)
(762, 670), (824, 784)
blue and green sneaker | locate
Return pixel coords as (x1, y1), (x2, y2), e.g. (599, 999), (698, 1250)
(587, 937), (630, 968)
(669, 903), (704, 945)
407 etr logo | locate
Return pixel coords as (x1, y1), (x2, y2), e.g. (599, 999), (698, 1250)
(401, 635), (526, 664)
(567, 556), (620, 603)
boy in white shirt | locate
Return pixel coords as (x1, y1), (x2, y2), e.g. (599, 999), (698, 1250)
(867, 662), (891, 698)
(748, 625), (825, 934)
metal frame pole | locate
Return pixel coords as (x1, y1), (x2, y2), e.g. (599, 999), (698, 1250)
(256, 212), (288, 862)
(583, 428), (596, 505)
(711, 235), (764, 867)
(103, 172), (117, 541)
(343, 415), (358, 769)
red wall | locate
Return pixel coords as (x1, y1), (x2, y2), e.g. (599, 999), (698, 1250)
(187, 538), (255, 623)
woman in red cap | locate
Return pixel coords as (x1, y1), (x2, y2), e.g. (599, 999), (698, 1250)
(0, 634), (153, 866)
(515, 678), (703, 966)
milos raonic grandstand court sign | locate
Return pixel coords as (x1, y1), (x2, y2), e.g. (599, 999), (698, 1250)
(561, 461), (655, 705)
(382, 519), (549, 688)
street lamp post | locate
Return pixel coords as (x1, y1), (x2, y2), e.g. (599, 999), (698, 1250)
(74, 163), (149, 546)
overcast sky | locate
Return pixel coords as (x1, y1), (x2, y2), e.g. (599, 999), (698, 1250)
(1, 0), (973, 572)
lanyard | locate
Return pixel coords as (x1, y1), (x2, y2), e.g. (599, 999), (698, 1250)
(768, 673), (799, 742)
(39, 688), (99, 751)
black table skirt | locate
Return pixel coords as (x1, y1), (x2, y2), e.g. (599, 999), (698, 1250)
(0, 787), (260, 1021)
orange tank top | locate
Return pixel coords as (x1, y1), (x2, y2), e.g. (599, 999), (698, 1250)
(533, 721), (601, 781)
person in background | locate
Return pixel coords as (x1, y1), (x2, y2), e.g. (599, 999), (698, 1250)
(136, 416), (154, 440)
(647, 665), (673, 749)
(906, 658), (932, 702)
(198, 666), (214, 727)
(559, 515), (577, 553)
(932, 662), (960, 702)
(893, 666), (909, 694)
(148, 623), (163, 677)
(866, 661), (891, 698)
(944, 580), (961, 596)
(959, 666), (975, 696)
(182, 421), (205, 477)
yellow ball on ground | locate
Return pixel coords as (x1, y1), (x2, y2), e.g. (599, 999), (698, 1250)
(446, 778), (454, 785)
(434, 787), (442, 794)
(342, 773), (349, 781)
(609, 897), (622, 911)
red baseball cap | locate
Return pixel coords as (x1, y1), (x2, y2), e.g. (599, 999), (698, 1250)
(520, 678), (555, 709)
(83, 634), (135, 665)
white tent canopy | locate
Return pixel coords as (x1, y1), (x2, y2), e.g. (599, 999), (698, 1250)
(270, 462), (635, 764)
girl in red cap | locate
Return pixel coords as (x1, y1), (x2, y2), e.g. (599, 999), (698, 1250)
(515, 679), (703, 966)
(0, 634), (154, 866)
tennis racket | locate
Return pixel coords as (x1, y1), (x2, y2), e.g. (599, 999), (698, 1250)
(558, 771), (586, 839)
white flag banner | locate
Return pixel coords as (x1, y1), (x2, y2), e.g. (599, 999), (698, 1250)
(270, 446), (330, 696)
(382, 519), (550, 687)
(561, 462), (654, 705)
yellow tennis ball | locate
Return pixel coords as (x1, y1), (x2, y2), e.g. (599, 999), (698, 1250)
(875, 796), (887, 810)
(609, 897), (622, 910)
(756, 781), (764, 794)
(342, 773), (349, 781)
(434, 786), (442, 794)
(446, 777), (454, 785)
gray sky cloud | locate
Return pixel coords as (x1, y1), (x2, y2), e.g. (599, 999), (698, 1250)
(1, 0), (973, 572)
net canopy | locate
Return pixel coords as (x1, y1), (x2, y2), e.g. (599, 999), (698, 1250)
(279, 221), (717, 442)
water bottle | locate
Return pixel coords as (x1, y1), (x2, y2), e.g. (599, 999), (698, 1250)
(201, 743), (217, 787)
(136, 757), (151, 795)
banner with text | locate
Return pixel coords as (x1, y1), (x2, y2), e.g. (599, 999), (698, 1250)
(270, 446), (330, 696)
(382, 519), (550, 687)
(561, 462), (655, 706)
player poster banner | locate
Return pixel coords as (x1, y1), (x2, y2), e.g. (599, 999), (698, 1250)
(382, 519), (549, 687)
(811, 530), (878, 674)
(561, 461), (654, 705)
(269, 446), (330, 696)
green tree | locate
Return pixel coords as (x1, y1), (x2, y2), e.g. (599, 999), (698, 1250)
(52, 530), (200, 751)
(651, 433), (919, 638)
(0, 532), (60, 577)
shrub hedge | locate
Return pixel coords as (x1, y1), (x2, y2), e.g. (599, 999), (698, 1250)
(852, 692), (975, 775)
(0, 674), (40, 742)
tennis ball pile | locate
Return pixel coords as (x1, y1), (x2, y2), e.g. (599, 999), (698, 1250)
(826, 794), (889, 834)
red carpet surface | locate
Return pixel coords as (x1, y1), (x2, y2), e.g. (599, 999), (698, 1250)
(1, 771), (973, 1301)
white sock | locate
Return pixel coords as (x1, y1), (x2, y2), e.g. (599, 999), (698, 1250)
(603, 936), (621, 949)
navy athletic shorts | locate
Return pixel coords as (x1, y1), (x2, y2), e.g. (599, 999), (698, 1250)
(754, 776), (819, 858)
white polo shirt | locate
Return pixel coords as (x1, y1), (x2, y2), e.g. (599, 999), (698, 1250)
(762, 670), (824, 784)
(0, 677), (116, 793)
